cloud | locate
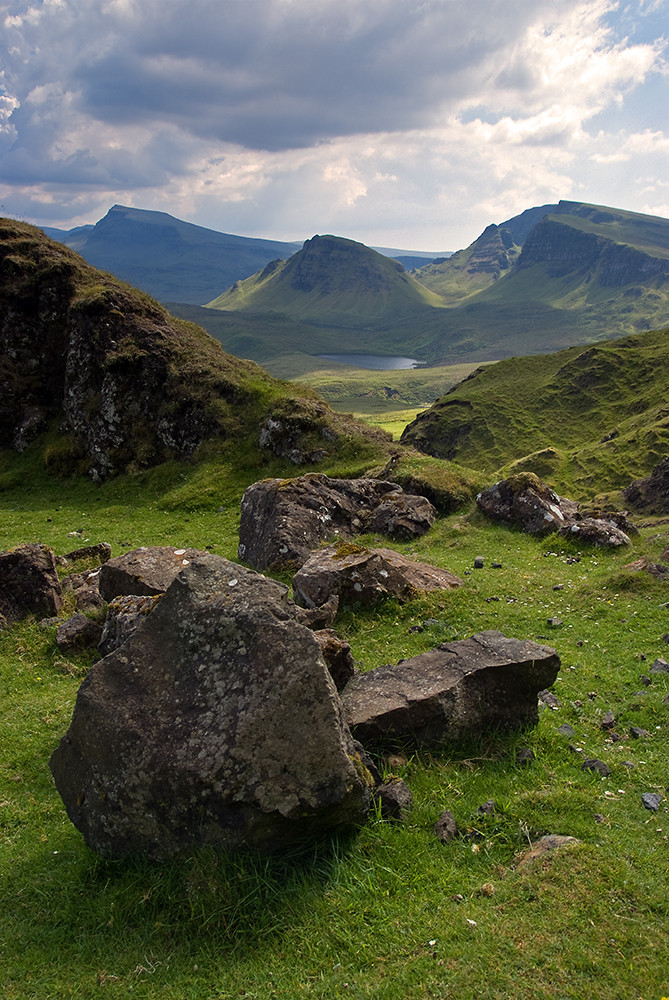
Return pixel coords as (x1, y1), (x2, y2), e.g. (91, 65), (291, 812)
(0, 0), (667, 246)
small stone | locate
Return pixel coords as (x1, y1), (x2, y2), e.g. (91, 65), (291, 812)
(640, 675), (652, 686)
(547, 617), (564, 628)
(434, 810), (458, 843)
(641, 792), (663, 811)
(582, 758), (611, 777)
(474, 556), (484, 569)
(374, 779), (413, 820)
(491, 562), (502, 569)
(630, 726), (650, 739)
(518, 834), (579, 867)
(650, 657), (669, 673)
(386, 753), (408, 769)
(663, 634), (669, 644)
(553, 584), (564, 591)
(588, 691), (598, 700)
(594, 813), (605, 823)
(569, 743), (583, 754)
(516, 747), (535, 766)
(557, 723), (574, 736)
(601, 710), (616, 730)
(539, 690), (561, 710)
(409, 625), (424, 633)
(476, 800), (495, 816)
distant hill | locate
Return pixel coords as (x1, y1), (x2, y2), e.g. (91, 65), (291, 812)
(400, 327), (669, 498)
(42, 205), (442, 306)
(0, 218), (385, 478)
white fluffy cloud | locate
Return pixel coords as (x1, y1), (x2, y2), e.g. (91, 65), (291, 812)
(0, 0), (667, 247)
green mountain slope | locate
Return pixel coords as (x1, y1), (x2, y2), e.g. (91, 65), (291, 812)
(206, 234), (444, 325)
(401, 328), (669, 497)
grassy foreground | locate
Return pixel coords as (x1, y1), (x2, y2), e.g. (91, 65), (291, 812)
(1, 450), (669, 1000)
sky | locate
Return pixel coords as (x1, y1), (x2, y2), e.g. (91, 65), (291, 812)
(1, 0), (667, 252)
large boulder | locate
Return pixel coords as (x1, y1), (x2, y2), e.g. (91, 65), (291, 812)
(0, 543), (62, 627)
(559, 517), (631, 547)
(238, 474), (436, 571)
(292, 544), (463, 609)
(49, 553), (373, 859)
(341, 630), (560, 748)
(98, 546), (203, 601)
(476, 474), (578, 535)
(624, 457), (669, 514)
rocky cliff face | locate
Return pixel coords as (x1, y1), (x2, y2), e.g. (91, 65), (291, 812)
(518, 217), (669, 287)
(1, 219), (374, 479)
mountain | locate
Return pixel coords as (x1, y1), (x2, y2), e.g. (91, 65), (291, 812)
(0, 218), (385, 478)
(42, 205), (443, 306)
(207, 234), (444, 325)
(400, 327), (669, 498)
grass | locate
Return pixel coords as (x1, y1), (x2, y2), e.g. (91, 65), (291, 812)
(1, 443), (669, 999)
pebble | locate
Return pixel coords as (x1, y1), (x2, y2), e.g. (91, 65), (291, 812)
(641, 793), (663, 811)
(474, 556), (484, 569)
(630, 726), (650, 739)
(582, 758), (611, 777)
(557, 723), (574, 736)
(516, 747), (535, 766)
(476, 800), (496, 816)
(601, 711), (616, 730)
(547, 617), (564, 627)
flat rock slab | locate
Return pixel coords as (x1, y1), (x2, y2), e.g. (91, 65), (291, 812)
(238, 474), (436, 571)
(98, 546), (204, 601)
(293, 544), (462, 609)
(50, 553), (372, 859)
(341, 630), (560, 747)
(0, 543), (62, 626)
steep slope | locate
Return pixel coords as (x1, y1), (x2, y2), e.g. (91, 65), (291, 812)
(42, 205), (303, 305)
(401, 328), (669, 497)
(411, 224), (521, 303)
(0, 219), (385, 479)
(207, 234), (444, 326)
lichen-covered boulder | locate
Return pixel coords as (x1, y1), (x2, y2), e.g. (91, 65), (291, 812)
(292, 544), (462, 609)
(50, 553), (372, 859)
(341, 630), (560, 748)
(476, 473), (578, 535)
(238, 474), (436, 571)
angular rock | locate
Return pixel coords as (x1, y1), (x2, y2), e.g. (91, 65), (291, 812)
(374, 779), (413, 819)
(98, 546), (203, 601)
(98, 594), (164, 656)
(293, 544), (462, 610)
(312, 629), (356, 691)
(622, 557), (669, 581)
(476, 474), (579, 535)
(582, 758), (611, 777)
(560, 517), (631, 547)
(624, 457), (669, 514)
(650, 658), (669, 674)
(56, 613), (104, 653)
(516, 747), (535, 766)
(341, 630), (560, 748)
(238, 474), (436, 571)
(294, 593), (339, 630)
(0, 543), (62, 626)
(50, 553), (372, 859)
(601, 710), (616, 730)
(56, 542), (113, 566)
(641, 792), (663, 811)
(434, 809), (459, 843)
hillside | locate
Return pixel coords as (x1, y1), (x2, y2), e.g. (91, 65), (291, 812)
(0, 218), (386, 479)
(401, 327), (669, 497)
(207, 234), (444, 325)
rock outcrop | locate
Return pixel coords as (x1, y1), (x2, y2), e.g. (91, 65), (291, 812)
(292, 544), (463, 609)
(624, 457), (669, 514)
(238, 474), (436, 570)
(476, 474), (578, 535)
(341, 630), (560, 748)
(50, 553), (373, 859)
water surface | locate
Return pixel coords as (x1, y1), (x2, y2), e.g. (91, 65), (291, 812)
(315, 353), (423, 370)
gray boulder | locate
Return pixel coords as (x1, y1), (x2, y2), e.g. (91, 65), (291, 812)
(476, 474), (578, 535)
(50, 553), (372, 859)
(98, 546), (203, 601)
(0, 543), (62, 627)
(559, 517), (631, 547)
(292, 544), (462, 609)
(341, 630), (560, 748)
(238, 474), (436, 571)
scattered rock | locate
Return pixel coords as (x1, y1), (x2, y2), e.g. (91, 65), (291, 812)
(0, 543), (63, 627)
(516, 747), (535, 766)
(474, 556), (484, 569)
(50, 553), (372, 858)
(292, 544), (462, 610)
(342, 630), (560, 748)
(98, 546), (203, 601)
(476, 473), (578, 535)
(517, 834), (579, 867)
(650, 658), (669, 674)
(622, 557), (669, 580)
(601, 710), (616, 730)
(582, 758), (611, 777)
(624, 457), (669, 514)
(629, 726), (650, 740)
(434, 810), (459, 843)
(312, 629), (356, 691)
(560, 518), (631, 547)
(539, 689), (561, 710)
(98, 594), (164, 656)
(56, 613), (104, 653)
(238, 474), (436, 571)
(293, 593), (340, 630)
(374, 779), (413, 819)
(547, 617), (564, 628)
(557, 723), (574, 736)
(56, 542), (112, 566)
(476, 800), (496, 816)
(641, 792), (663, 811)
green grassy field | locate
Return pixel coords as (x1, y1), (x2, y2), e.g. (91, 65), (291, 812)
(1, 442), (668, 999)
